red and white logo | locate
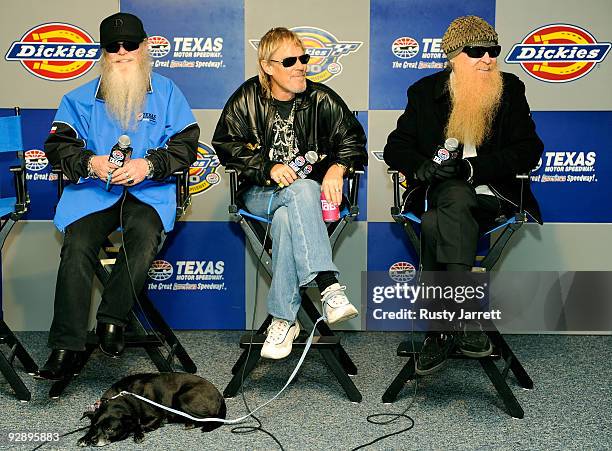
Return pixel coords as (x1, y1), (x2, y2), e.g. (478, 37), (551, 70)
(25, 149), (49, 171)
(505, 24), (611, 83)
(389, 261), (416, 283)
(5, 23), (101, 81)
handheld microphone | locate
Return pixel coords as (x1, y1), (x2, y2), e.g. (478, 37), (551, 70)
(275, 150), (319, 191)
(106, 135), (132, 190)
(432, 137), (460, 164)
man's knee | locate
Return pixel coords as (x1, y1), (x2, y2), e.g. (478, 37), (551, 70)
(286, 179), (320, 206)
(435, 179), (477, 210)
(271, 206), (290, 235)
(61, 226), (102, 261)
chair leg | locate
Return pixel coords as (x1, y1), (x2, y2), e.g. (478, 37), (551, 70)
(132, 294), (197, 374)
(0, 320), (38, 374)
(299, 293), (358, 376)
(381, 357), (416, 404)
(0, 351), (31, 401)
(232, 316), (272, 375)
(223, 348), (262, 399)
(480, 357), (525, 419)
(318, 348), (362, 403)
(488, 332), (533, 389)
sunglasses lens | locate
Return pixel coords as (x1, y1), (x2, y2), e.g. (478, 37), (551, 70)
(464, 45), (501, 58)
(105, 43), (121, 53)
(122, 41), (140, 51)
(104, 41), (140, 53)
(298, 54), (310, 64)
(281, 56), (298, 67)
(489, 45), (501, 57)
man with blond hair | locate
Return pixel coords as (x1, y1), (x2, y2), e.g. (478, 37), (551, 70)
(384, 16), (543, 375)
(37, 12), (198, 380)
(213, 27), (367, 360)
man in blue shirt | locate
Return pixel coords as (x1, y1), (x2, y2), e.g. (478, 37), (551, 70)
(37, 12), (199, 380)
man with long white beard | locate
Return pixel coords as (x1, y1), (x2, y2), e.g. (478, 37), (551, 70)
(37, 12), (199, 380)
(384, 16), (543, 375)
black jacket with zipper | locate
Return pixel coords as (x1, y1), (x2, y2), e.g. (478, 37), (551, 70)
(212, 76), (367, 195)
(384, 69), (544, 224)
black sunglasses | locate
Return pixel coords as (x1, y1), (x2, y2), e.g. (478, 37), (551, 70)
(104, 41), (141, 53)
(462, 45), (501, 58)
(269, 54), (310, 68)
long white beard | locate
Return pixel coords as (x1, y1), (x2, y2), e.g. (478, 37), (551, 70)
(445, 64), (503, 147)
(99, 52), (151, 130)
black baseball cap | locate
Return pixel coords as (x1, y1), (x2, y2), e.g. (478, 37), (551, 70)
(99, 12), (147, 47)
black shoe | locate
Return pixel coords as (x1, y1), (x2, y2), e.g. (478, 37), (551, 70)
(36, 349), (78, 380)
(415, 333), (456, 376)
(97, 322), (125, 357)
(457, 330), (493, 358)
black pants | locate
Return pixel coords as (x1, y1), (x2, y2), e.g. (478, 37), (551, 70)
(48, 192), (164, 351)
(420, 179), (511, 271)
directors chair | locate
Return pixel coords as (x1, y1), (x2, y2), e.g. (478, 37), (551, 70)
(223, 168), (364, 403)
(0, 108), (38, 401)
(46, 167), (196, 398)
(381, 170), (534, 419)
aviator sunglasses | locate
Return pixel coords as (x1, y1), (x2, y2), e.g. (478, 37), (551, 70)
(462, 45), (501, 58)
(269, 53), (311, 68)
(104, 41), (141, 53)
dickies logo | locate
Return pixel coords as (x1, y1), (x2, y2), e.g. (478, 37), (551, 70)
(250, 26), (362, 83)
(189, 141), (221, 196)
(505, 24), (611, 83)
(5, 23), (101, 81)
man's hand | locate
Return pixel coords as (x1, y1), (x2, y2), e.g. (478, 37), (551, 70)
(270, 163), (297, 187)
(415, 159), (437, 184)
(322, 164), (345, 206)
(89, 155), (119, 180)
(111, 158), (150, 186)
(434, 159), (470, 181)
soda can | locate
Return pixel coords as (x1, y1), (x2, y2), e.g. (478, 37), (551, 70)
(321, 191), (340, 222)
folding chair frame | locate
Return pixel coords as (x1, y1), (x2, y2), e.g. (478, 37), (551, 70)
(1, 107), (38, 401)
(223, 168), (363, 403)
(381, 170), (533, 419)
(46, 168), (197, 399)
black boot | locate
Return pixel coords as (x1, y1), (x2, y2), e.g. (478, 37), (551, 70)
(36, 349), (78, 380)
(97, 322), (125, 358)
(415, 332), (456, 376)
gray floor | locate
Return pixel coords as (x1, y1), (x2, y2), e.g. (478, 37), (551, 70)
(1, 331), (611, 450)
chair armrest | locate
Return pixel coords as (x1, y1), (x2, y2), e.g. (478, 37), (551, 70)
(515, 173), (529, 221)
(225, 168), (239, 215)
(172, 169), (191, 220)
(387, 169), (402, 213)
(347, 170), (363, 215)
(9, 153), (28, 212)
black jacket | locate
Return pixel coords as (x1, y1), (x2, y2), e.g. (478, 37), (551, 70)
(212, 76), (367, 193)
(384, 69), (544, 224)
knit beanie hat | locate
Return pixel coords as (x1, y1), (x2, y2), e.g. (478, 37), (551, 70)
(441, 16), (498, 60)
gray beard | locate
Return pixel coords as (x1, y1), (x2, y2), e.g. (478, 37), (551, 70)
(99, 53), (151, 130)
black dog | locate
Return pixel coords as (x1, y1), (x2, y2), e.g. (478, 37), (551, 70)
(78, 373), (226, 446)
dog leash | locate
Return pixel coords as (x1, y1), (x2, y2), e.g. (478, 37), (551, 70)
(111, 316), (325, 425)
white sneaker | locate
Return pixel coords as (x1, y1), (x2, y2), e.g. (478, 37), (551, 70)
(260, 318), (300, 360)
(321, 283), (358, 324)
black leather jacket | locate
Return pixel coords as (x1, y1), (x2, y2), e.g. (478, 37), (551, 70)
(212, 76), (367, 193)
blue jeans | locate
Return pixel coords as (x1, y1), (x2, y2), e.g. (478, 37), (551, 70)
(243, 179), (338, 322)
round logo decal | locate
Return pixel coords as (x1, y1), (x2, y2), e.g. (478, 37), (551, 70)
(392, 37), (419, 59)
(25, 149), (49, 171)
(148, 260), (174, 281)
(389, 261), (416, 283)
(5, 23), (101, 81)
(189, 142), (221, 196)
(148, 35), (171, 58)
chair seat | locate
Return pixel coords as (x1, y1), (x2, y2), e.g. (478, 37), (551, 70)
(400, 210), (516, 236)
(0, 197), (16, 218)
